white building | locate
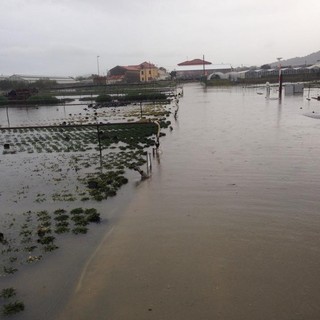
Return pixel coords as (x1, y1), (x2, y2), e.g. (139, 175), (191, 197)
(8, 74), (78, 85)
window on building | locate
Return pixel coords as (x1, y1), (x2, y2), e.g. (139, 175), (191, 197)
(141, 71), (144, 75)
(149, 70), (151, 75)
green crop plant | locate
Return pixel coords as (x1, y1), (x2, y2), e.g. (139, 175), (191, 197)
(70, 208), (84, 215)
(72, 226), (88, 235)
(84, 208), (101, 223)
(37, 236), (55, 245)
(43, 244), (59, 252)
(54, 214), (69, 221)
(1, 301), (25, 316)
(3, 266), (18, 275)
(71, 215), (88, 226)
(54, 209), (67, 215)
(0, 288), (16, 299)
(54, 226), (70, 234)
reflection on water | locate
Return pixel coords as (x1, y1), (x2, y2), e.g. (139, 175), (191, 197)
(159, 84), (320, 220)
(0, 96), (105, 127)
(158, 84), (320, 319)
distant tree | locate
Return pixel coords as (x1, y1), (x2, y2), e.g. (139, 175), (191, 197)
(260, 64), (271, 70)
(95, 94), (112, 102)
(75, 76), (89, 81)
(0, 80), (28, 90)
(170, 71), (177, 80)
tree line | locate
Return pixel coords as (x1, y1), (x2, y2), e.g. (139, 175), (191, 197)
(0, 79), (57, 91)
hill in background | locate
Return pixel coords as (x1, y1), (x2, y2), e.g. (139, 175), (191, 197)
(270, 50), (320, 67)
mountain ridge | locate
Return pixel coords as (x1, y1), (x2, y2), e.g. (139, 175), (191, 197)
(270, 50), (320, 67)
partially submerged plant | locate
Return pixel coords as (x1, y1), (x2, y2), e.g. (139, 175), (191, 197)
(54, 214), (69, 222)
(2, 266), (18, 275)
(71, 215), (88, 226)
(72, 226), (88, 235)
(70, 208), (84, 215)
(0, 288), (16, 299)
(43, 244), (59, 252)
(37, 236), (55, 245)
(84, 208), (101, 223)
(1, 301), (25, 316)
(54, 209), (67, 215)
(54, 226), (70, 234)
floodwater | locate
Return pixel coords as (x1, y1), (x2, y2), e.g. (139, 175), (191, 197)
(2, 83), (320, 319)
(56, 83), (320, 319)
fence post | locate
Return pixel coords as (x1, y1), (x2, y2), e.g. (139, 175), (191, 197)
(96, 124), (102, 168)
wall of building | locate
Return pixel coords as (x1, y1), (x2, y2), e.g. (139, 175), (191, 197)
(140, 67), (159, 82)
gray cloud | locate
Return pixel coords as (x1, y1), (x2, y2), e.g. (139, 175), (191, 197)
(1, 0), (319, 76)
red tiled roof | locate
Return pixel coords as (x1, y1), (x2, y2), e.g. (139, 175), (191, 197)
(123, 66), (140, 71)
(139, 61), (156, 68)
(178, 58), (212, 66)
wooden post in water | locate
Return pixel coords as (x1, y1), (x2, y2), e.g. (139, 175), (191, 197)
(277, 57), (283, 100)
(145, 152), (152, 176)
(148, 153), (152, 172)
(146, 153), (149, 176)
(6, 105), (10, 128)
(96, 125), (103, 168)
(278, 69), (283, 100)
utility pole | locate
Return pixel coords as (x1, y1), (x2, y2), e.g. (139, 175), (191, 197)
(97, 55), (100, 76)
(203, 54), (206, 77)
(203, 54), (207, 85)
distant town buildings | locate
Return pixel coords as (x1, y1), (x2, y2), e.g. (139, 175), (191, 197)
(174, 58), (320, 82)
(225, 63), (320, 83)
(1, 60), (319, 86)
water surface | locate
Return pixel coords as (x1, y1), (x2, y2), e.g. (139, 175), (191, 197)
(58, 83), (320, 319)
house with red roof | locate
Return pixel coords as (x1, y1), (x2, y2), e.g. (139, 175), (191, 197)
(178, 58), (212, 67)
(107, 62), (159, 84)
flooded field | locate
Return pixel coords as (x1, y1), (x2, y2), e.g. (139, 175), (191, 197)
(1, 83), (320, 319)
(59, 83), (320, 320)
(0, 98), (173, 318)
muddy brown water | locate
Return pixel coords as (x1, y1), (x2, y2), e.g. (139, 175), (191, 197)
(2, 83), (320, 319)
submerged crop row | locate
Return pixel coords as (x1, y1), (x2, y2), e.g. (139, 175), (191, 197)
(0, 95), (180, 317)
(0, 207), (101, 316)
(0, 122), (171, 155)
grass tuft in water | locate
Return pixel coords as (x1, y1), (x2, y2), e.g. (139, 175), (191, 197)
(0, 288), (16, 299)
(1, 301), (25, 316)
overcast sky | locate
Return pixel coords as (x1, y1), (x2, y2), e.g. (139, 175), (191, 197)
(1, 0), (319, 76)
